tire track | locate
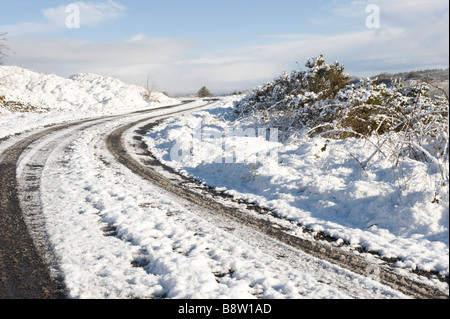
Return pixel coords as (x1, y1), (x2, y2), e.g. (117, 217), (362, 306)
(106, 115), (449, 300)
(0, 123), (75, 298)
(0, 102), (196, 298)
(1, 99), (446, 299)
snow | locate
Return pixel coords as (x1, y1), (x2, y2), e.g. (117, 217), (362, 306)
(0, 65), (177, 139)
(0, 66), (448, 298)
(145, 97), (449, 277)
(34, 116), (408, 299)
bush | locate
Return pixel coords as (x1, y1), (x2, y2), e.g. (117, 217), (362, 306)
(234, 55), (449, 188)
(198, 86), (212, 98)
(234, 54), (350, 132)
(0, 32), (7, 64)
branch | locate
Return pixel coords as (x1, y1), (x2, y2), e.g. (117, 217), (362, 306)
(349, 153), (367, 172)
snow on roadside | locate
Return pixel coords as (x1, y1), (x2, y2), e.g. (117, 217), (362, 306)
(144, 97), (449, 278)
(0, 65), (178, 139)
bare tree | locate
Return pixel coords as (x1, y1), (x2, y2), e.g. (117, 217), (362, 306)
(0, 32), (8, 64)
(141, 74), (159, 102)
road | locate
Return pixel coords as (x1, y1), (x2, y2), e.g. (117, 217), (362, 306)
(0, 100), (447, 299)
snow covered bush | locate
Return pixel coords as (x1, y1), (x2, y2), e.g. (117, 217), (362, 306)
(234, 55), (449, 194)
(329, 79), (449, 195)
(234, 54), (350, 133)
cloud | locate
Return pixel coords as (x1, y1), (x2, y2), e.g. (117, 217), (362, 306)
(0, 1), (126, 36)
(0, 22), (55, 37)
(5, 35), (196, 91)
(6, 36), (192, 70)
(127, 33), (148, 42)
(4, 23), (448, 95)
(2, 0), (448, 95)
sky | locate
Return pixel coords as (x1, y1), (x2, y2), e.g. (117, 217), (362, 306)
(0, 0), (449, 95)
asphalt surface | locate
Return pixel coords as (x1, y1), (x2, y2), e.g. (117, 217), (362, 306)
(0, 125), (67, 299)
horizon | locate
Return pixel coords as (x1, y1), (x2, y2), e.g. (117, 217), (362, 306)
(1, 0), (449, 96)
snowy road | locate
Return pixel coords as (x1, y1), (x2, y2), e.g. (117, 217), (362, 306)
(0, 100), (446, 299)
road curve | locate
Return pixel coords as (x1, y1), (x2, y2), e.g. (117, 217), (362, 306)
(0, 102), (199, 299)
(0, 99), (447, 299)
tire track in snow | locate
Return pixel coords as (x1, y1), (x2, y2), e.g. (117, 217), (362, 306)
(106, 108), (449, 300)
(0, 102), (195, 298)
(0, 99), (445, 299)
(0, 121), (86, 298)
(98, 108), (405, 299)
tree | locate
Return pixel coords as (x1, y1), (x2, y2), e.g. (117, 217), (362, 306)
(198, 86), (212, 98)
(0, 32), (8, 64)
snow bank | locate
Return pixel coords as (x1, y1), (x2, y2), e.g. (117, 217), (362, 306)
(0, 65), (178, 139)
(0, 66), (174, 112)
(145, 98), (449, 277)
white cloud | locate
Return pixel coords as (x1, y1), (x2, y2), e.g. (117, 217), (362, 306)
(5, 35), (195, 91)
(0, 22), (54, 37)
(333, 0), (368, 18)
(333, 0), (449, 28)
(0, 1), (126, 36)
(127, 33), (148, 42)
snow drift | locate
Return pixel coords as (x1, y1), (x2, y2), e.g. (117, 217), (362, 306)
(0, 66), (175, 114)
(0, 65), (177, 139)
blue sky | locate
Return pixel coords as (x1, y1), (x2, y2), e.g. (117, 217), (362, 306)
(1, 0), (448, 95)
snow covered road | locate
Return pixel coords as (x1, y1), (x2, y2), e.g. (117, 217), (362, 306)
(0, 100), (447, 299)
(0, 101), (203, 298)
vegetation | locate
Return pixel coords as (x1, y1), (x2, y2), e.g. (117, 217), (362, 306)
(234, 54), (449, 192)
(0, 95), (48, 113)
(234, 54), (352, 132)
(198, 86), (213, 98)
(0, 32), (7, 64)
(143, 75), (155, 102)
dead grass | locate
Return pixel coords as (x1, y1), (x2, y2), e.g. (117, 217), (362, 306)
(0, 95), (49, 113)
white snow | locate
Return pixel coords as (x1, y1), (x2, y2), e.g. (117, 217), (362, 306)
(145, 97), (449, 277)
(0, 66), (448, 299)
(37, 119), (403, 298)
(0, 65), (177, 139)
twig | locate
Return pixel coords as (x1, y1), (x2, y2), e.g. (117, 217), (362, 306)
(349, 153), (367, 172)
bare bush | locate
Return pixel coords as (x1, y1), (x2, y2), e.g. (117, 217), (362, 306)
(142, 75), (155, 102)
(0, 32), (8, 64)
